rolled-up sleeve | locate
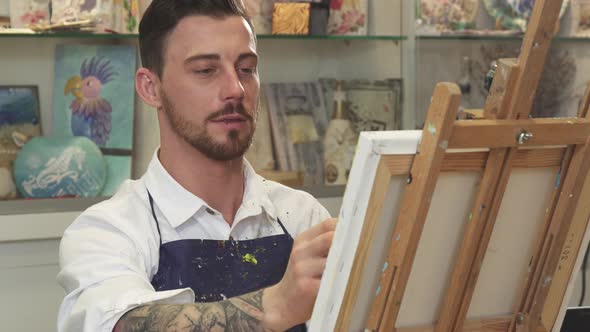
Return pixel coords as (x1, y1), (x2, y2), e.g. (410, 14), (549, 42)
(56, 209), (194, 332)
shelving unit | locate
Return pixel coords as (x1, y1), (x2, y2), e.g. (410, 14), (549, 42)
(0, 4), (406, 251)
(0, 31), (407, 40)
(2, 3), (588, 213)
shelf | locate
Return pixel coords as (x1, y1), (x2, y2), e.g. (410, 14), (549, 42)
(0, 197), (107, 216)
(257, 34), (407, 41)
(0, 31), (407, 41)
(16, 31), (589, 42)
(0, 32), (139, 39)
(417, 34), (590, 42)
(0, 184), (343, 216)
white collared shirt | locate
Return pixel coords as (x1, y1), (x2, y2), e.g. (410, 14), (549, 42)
(56, 151), (331, 332)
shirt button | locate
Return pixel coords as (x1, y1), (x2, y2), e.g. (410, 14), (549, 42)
(205, 207), (215, 215)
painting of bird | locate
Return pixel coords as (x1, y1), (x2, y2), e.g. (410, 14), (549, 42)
(64, 56), (116, 146)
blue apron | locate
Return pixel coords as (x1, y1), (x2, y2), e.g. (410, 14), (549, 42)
(148, 191), (306, 331)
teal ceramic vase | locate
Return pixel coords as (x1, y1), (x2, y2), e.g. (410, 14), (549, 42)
(13, 136), (107, 198)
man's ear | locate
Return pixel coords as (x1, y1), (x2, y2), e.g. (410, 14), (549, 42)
(135, 68), (163, 109)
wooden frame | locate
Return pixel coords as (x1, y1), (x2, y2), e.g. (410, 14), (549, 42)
(309, 0), (590, 331)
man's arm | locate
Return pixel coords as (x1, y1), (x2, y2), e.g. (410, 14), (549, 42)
(114, 218), (337, 332)
(114, 288), (284, 332)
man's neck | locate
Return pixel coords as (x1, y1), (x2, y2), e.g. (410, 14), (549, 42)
(158, 141), (245, 226)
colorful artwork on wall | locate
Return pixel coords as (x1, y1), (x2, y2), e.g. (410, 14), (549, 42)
(0, 86), (41, 200)
(483, 0), (569, 31)
(418, 0), (479, 32)
(574, 1), (590, 37)
(8, 0), (50, 28)
(264, 82), (328, 185)
(244, 0), (274, 34)
(328, 0), (368, 35)
(52, 44), (136, 196)
(0, 86), (41, 141)
(320, 79), (403, 132)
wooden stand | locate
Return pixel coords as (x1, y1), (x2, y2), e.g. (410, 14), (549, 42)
(330, 0), (590, 331)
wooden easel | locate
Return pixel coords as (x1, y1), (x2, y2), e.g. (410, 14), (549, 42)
(331, 0), (590, 331)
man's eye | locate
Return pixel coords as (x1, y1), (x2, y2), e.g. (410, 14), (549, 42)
(194, 68), (215, 75)
(239, 67), (256, 74)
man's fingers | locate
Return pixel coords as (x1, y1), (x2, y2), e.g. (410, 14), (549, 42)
(291, 257), (327, 279)
(297, 218), (337, 242)
(306, 230), (334, 257)
(290, 230), (334, 267)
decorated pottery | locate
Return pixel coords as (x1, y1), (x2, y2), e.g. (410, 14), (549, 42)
(484, 0), (569, 31)
(13, 136), (107, 198)
(418, 0), (479, 31)
(507, 0), (569, 19)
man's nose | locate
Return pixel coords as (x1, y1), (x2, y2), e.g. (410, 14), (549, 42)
(221, 70), (245, 102)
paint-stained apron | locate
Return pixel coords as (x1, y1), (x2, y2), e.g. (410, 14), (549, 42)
(148, 191), (306, 331)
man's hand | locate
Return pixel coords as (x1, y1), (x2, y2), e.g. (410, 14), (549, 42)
(263, 218), (337, 331)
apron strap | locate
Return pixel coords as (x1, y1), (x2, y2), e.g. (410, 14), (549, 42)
(147, 190), (163, 247)
(276, 218), (291, 237)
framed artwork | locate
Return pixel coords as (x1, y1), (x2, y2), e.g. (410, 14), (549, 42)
(50, 0), (115, 32)
(113, 0), (140, 33)
(0, 86), (41, 200)
(418, 0), (479, 32)
(328, 0), (368, 35)
(264, 82), (328, 185)
(573, 1), (590, 37)
(52, 44), (136, 196)
(244, 0), (274, 34)
(0, 86), (41, 141)
(8, 0), (50, 28)
(483, 0), (569, 31)
(320, 78), (403, 132)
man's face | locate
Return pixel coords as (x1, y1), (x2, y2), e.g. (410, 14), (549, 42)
(158, 15), (259, 161)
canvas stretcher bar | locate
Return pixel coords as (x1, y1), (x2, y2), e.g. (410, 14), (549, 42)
(360, 83), (461, 331)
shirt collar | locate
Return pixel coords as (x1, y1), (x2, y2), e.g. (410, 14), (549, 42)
(240, 160), (277, 222)
(143, 149), (277, 228)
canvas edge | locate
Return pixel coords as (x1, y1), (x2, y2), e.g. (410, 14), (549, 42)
(552, 219), (590, 332)
(309, 130), (421, 331)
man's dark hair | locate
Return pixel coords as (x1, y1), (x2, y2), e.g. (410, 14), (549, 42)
(139, 0), (254, 78)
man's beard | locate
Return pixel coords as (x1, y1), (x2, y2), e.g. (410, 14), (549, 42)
(161, 92), (256, 161)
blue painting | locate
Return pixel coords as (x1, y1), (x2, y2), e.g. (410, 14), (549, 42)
(52, 45), (136, 196)
(0, 86), (41, 141)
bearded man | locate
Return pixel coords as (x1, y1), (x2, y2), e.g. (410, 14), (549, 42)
(56, 1), (336, 331)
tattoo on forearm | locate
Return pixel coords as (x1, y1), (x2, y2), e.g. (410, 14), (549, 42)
(114, 290), (276, 332)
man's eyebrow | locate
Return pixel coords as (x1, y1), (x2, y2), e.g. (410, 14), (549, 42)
(184, 53), (220, 65)
(237, 52), (258, 62)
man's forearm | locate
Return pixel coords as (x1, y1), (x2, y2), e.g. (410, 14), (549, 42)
(113, 289), (282, 332)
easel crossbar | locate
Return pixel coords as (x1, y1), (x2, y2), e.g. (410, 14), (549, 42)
(449, 118), (590, 149)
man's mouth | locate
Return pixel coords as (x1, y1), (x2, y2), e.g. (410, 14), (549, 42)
(210, 114), (248, 123)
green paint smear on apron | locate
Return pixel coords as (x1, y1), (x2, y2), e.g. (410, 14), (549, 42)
(242, 253), (258, 265)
